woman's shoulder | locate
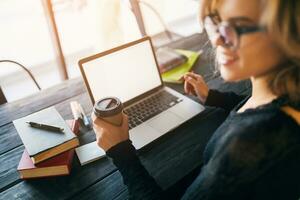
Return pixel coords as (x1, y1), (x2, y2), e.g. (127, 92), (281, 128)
(232, 106), (300, 143)
(231, 96), (300, 135)
(211, 116), (299, 175)
(207, 103), (299, 156)
(223, 107), (300, 164)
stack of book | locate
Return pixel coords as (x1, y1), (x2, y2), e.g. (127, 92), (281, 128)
(13, 107), (80, 179)
(155, 47), (189, 74)
(159, 49), (201, 84)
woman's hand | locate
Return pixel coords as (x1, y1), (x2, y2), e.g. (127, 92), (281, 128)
(91, 112), (129, 151)
(183, 72), (209, 103)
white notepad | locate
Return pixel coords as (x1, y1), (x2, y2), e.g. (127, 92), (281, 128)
(75, 141), (105, 165)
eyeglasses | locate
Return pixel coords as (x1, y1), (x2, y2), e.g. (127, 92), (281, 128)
(204, 14), (265, 50)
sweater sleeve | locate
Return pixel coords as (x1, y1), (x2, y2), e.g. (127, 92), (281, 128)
(205, 89), (247, 112)
(106, 140), (164, 200)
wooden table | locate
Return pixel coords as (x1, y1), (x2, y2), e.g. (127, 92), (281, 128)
(0, 33), (251, 200)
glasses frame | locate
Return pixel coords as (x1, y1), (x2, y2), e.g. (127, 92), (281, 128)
(204, 14), (265, 50)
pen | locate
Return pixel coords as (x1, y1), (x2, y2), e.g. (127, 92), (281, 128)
(26, 121), (64, 133)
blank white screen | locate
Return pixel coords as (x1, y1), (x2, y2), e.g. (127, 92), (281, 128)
(82, 40), (162, 103)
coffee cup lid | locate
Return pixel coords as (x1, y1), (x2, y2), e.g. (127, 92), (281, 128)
(94, 97), (123, 117)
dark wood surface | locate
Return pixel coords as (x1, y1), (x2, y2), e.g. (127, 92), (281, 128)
(0, 33), (251, 200)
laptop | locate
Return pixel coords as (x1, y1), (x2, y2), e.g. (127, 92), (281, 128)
(76, 37), (204, 164)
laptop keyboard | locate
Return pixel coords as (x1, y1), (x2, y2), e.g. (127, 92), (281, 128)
(124, 90), (183, 129)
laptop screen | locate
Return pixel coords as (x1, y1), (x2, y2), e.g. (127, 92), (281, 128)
(80, 38), (162, 104)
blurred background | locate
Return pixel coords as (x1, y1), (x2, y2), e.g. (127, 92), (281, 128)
(0, 0), (200, 102)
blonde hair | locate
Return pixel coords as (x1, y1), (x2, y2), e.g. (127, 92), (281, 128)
(199, 0), (300, 103)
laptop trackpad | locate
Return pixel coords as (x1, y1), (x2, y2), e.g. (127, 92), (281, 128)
(147, 111), (183, 133)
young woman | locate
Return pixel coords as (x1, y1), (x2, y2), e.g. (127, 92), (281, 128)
(92, 0), (300, 199)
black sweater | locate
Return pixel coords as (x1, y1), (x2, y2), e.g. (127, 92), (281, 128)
(106, 90), (300, 200)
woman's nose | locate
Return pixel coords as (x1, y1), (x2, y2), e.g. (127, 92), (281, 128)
(210, 34), (224, 48)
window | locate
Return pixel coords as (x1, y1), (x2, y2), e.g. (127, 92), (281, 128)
(53, 0), (141, 78)
(0, 0), (59, 101)
(140, 0), (200, 36)
(0, 0), (200, 102)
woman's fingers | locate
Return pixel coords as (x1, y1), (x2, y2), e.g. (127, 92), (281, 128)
(121, 115), (130, 139)
(92, 107), (130, 151)
(93, 112), (128, 130)
(122, 113), (129, 126)
(184, 78), (191, 93)
(93, 112), (125, 131)
(184, 74), (209, 103)
(184, 74), (199, 96)
(185, 72), (204, 82)
(184, 79), (196, 95)
(184, 72), (208, 90)
(185, 76), (198, 88)
(96, 133), (111, 150)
